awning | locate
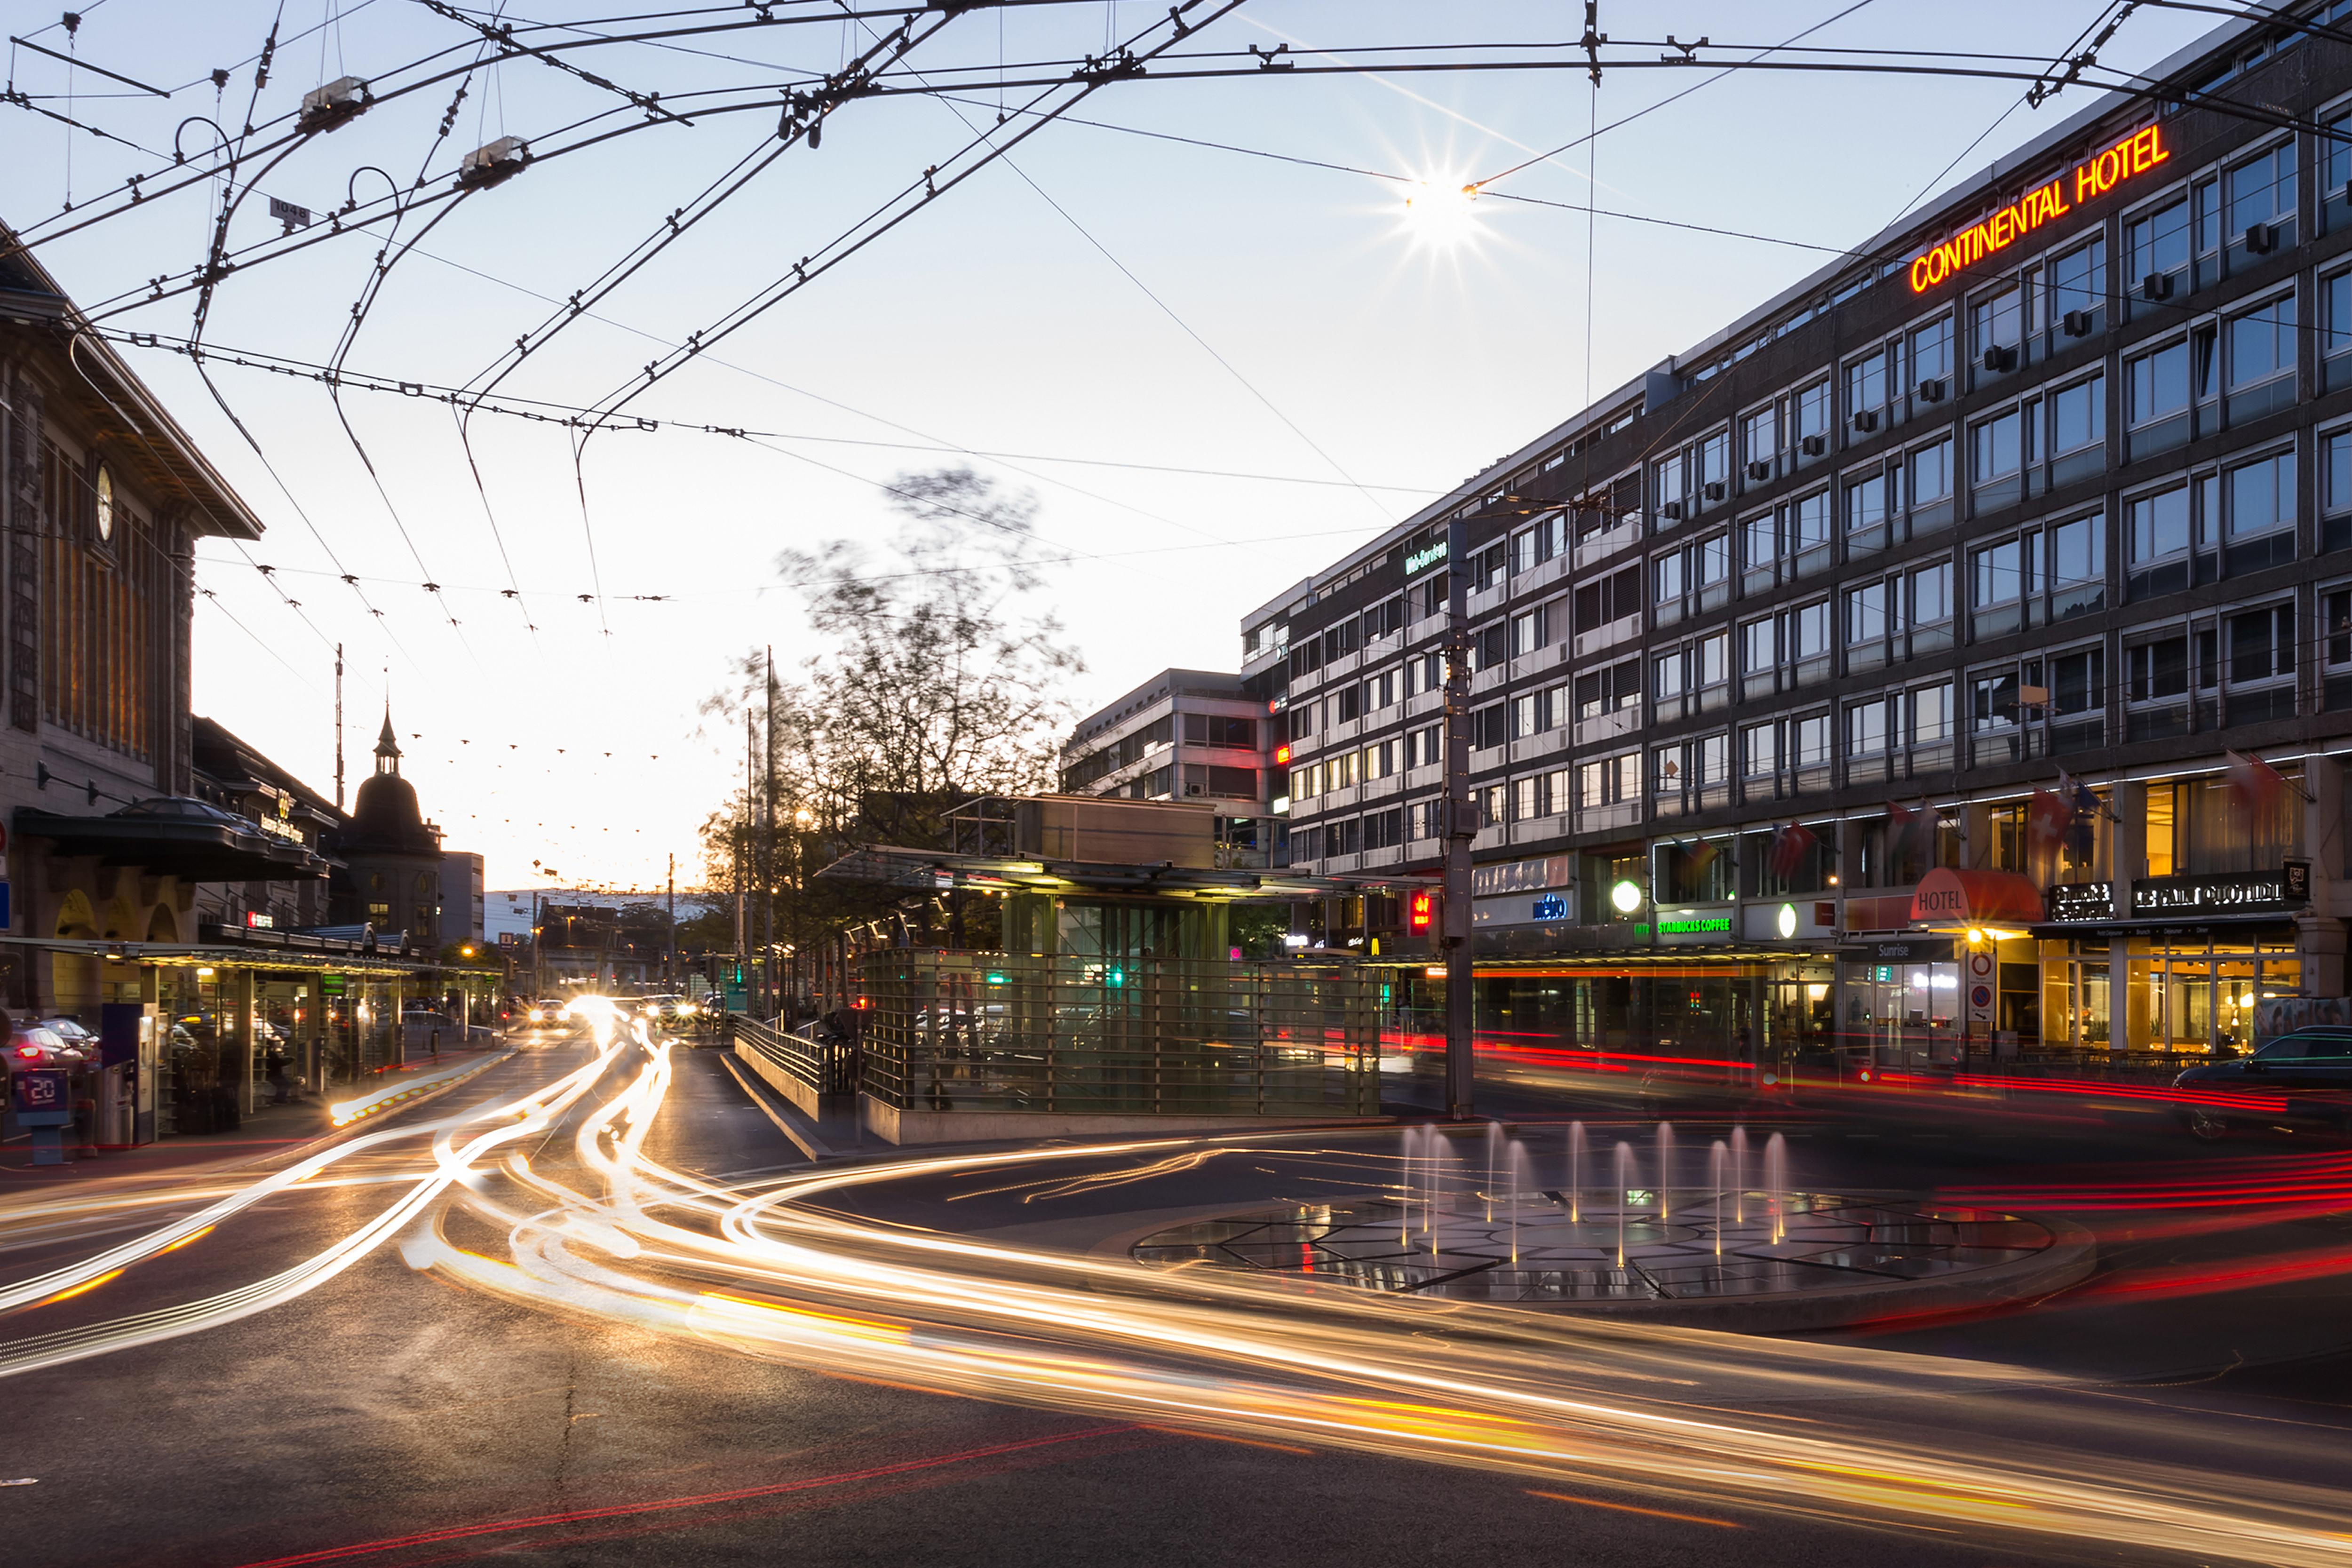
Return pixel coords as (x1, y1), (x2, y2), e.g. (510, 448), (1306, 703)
(18, 798), (328, 882)
(818, 843), (1397, 900)
(1909, 867), (2045, 927)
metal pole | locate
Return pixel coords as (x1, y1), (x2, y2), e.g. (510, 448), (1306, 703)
(333, 643), (345, 810)
(1443, 514), (1476, 1121)
(763, 646), (778, 1022)
(665, 852), (676, 990)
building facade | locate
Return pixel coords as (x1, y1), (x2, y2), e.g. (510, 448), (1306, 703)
(1060, 668), (1281, 867)
(440, 851), (485, 948)
(1243, 9), (2352, 1067)
(329, 714), (444, 944)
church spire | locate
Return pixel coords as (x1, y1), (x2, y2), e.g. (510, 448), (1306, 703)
(375, 706), (401, 776)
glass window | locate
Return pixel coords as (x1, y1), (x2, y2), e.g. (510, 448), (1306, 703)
(1695, 632), (1728, 687)
(2228, 296), (2296, 389)
(1910, 315), (1953, 384)
(1742, 510), (1777, 570)
(1790, 599), (1831, 659)
(1740, 615), (1774, 673)
(1698, 430), (1729, 490)
(1844, 472), (1886, 534)
(2050, 515), (2103, 586)
(1910, 438), (1953, 503)
(2327, 271), (2352, 359)
(1653, 550), (1684, 604)
(1971, 667), (2021, 732)
(2327, 429), (2352, 514)
(1793, 713), (1831, 766)
(2128, 485), (2191, 561)
(1653, 652), (1685, 700)
(1972, 409), (2022, 482)
(1844, 581), (1887, 644)
(1796, 380), (1831, 444)
(1741, 720), (1778, 778)
(2226, 451), (2295, 538)
(2328, 107), (2352, 201)
(2049, 239), (2106, 319)
(1695, 733), (1730, 785)
(1791, 489), (1831, 549)
(1972, 538), (2027, 605)
(2051, 647), (2105, 713)
(2052, 374), (2105, 452)
(1845, 699), (1887, 756)
(2225, 141), (2296, 233)
(2229, 605), (2294, 683)
(1846, 349), (1888, 416)
(1910, 560), (1953, 624)
(1653, 744), (1684, 794)
(2128, 341), (2190, 424)
(1744, 405), (1779, 462)
(1971, 287), (2021, 356)
(1910, 684), (1954, 744)
(1693, 533), (1729, 588)
(2128, 198), (2190, 279)
(2128, 636), (2190, 701)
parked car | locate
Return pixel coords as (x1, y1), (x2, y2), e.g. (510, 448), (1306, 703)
(2174, 1029), (2352, 1140)
(10, 1024), (90, 1068)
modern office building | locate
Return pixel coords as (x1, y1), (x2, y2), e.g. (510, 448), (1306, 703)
(1060, 668), (1281, 866)
(1242, 7), (2352, 1066)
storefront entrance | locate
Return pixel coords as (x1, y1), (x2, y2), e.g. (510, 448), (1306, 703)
(2039, 933), (2299, 1055)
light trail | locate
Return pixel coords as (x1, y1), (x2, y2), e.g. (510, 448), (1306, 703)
(6, 996), (2352, 1562)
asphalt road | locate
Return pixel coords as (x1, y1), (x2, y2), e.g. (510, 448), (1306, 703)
(2, 1031), (2349, 1568)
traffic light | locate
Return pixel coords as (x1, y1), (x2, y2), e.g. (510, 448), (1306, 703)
(1105, 966), (1126, 988)
(1408, 890), (1435, 934)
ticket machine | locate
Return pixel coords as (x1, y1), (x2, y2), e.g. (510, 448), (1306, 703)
(98, 1001), (159, 1146)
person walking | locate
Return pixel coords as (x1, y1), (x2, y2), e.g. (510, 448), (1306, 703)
(263, 1040), (292, 1105)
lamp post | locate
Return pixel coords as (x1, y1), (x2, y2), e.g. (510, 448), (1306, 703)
(1442, 512), (1476, 1121)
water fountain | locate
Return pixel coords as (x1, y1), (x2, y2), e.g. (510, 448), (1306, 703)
(1612, 1141), (1635, 1268)
(1507, 1141), (1532, 1265)
(1483, 1121), (1504, 1223)
(1763, 1131), (1788, 1245)
(1565, 1122), (1587, 1224)
(1729, 1125), (1749, 1223)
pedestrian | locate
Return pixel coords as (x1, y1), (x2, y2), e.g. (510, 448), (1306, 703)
(264, 1041), (291, 1105)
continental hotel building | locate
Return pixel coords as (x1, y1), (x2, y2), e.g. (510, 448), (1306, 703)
(1228, 6), (2352, 1065)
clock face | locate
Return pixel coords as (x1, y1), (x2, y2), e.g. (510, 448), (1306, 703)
(95, 465), (114, 542)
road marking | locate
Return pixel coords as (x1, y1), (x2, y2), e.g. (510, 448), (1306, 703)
(1526, 1489), (1745, 1528)
(718, 1056), (832, 1160)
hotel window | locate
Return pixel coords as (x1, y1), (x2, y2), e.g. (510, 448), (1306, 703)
(1693, 732), (1731, 788)
(1971, 532), (2035, 637)
(2050, 373), (2105, 471)
(2223, 448), (2296, 574)
(1795, 378), (1831, 451)
(1908, 437), (1954, 527)
(2325, 269), (2352, 394)
(1740, 509), (1778, 588)
(1789, 597), (1832, 666)
(2228, 603), (2297, 723)
(1909, 313), (1953, 391)
(2326, 585), (2352, 710)
(2224, 140), (2297, 254)
(1844, 698), (1888, 758)
(1907, 560), (1955, 651)
(2327, 427), (2352, 552)
(2048, 512), (2106, 621)
(2047, 237), (2106, 335)
(1910, 682), (1955, 747)
(1971, 406), (2023, 491)
(1742, 403), (1779, 470)
(1788, 487), (1833, 572)
(1845, 345), (1891, 427)
(1843, 580), (1888, 650)
(2128, 476), (2217, 600)
(1740, 718), (1778, 779)
(2126, 338), (2191, 458)
(2327, 104), (2352, 217)
(1971, 285), (2023, 374)
(2126, 196), (2190, 304)
(1844, 469), (1889, 543)
(1740, 614), (1775, 679)
(2224, 294), (2296, 423)
(1793, 712), (1832, 768)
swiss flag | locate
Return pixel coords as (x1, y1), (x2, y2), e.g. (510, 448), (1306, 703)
(2225, 750), (2288, 816)
(1770, 820), (1817, 879)
(2026, 788), (2071, 848)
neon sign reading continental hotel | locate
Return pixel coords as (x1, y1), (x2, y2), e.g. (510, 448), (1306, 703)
(1907, 127), (2169, 293)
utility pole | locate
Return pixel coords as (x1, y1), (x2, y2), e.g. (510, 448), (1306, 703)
(763, 645), (778, 1021)
(665, 852), (676, 989)
(1442, 514), (1476, 1121)
(740, 704), (753, 996)
(333, 643), (345, 810)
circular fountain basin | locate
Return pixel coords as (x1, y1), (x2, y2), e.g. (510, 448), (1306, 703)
(1132, 1191), (2095, 1331)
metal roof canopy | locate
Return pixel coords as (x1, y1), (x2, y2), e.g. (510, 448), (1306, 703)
(817, 843), (1412, 900)
(18, 802), (328, 883)
(0, 934), (498, 978)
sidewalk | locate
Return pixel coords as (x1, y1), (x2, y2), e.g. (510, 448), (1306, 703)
(0, 1044), (515, 1183)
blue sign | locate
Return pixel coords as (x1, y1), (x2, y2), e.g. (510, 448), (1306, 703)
(1531, 894), (1566, 922)
(11, 1067), (71, 1126)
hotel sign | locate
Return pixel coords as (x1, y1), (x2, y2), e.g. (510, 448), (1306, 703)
(2045, 883), (2115, 923)
(1908, 127), (2169, 294)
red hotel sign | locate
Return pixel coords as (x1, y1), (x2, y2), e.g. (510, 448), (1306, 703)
(1907, 126), (2169, 294)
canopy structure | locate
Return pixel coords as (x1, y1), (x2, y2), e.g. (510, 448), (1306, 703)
(1909, 867), (2047, 929)
(18, 798), (329, 883)
(818, 844), (1401, 901)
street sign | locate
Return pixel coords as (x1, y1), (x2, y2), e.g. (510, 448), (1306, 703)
(1966, 950), (1996, 1027)
(10, 1067), (71, 1126)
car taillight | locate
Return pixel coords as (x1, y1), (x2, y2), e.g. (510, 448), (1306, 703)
(13, 1044), (40, 1059)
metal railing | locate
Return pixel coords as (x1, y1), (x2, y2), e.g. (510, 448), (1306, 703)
(858, 952), (1380, 1119)
(728, 1012), (856, 1096)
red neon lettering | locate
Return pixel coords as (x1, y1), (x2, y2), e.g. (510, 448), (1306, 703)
(1913, 126), (2164, 293)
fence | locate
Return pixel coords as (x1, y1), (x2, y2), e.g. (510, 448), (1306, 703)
(857, 952), (1381, 1119)
(728, 1012), (856, 1097)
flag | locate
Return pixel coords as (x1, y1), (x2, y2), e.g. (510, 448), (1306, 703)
(2226, 750), (2287, 816)
(2066, 778), (2100, 861)
(1682, 837), (1721, 875)
(1770, 820), (1817, 880)
(1888, 798), (1937, 860)
(2026, 787), (2071, 849)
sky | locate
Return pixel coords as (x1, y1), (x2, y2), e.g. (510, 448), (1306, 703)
(0, 0), (2225, 891)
